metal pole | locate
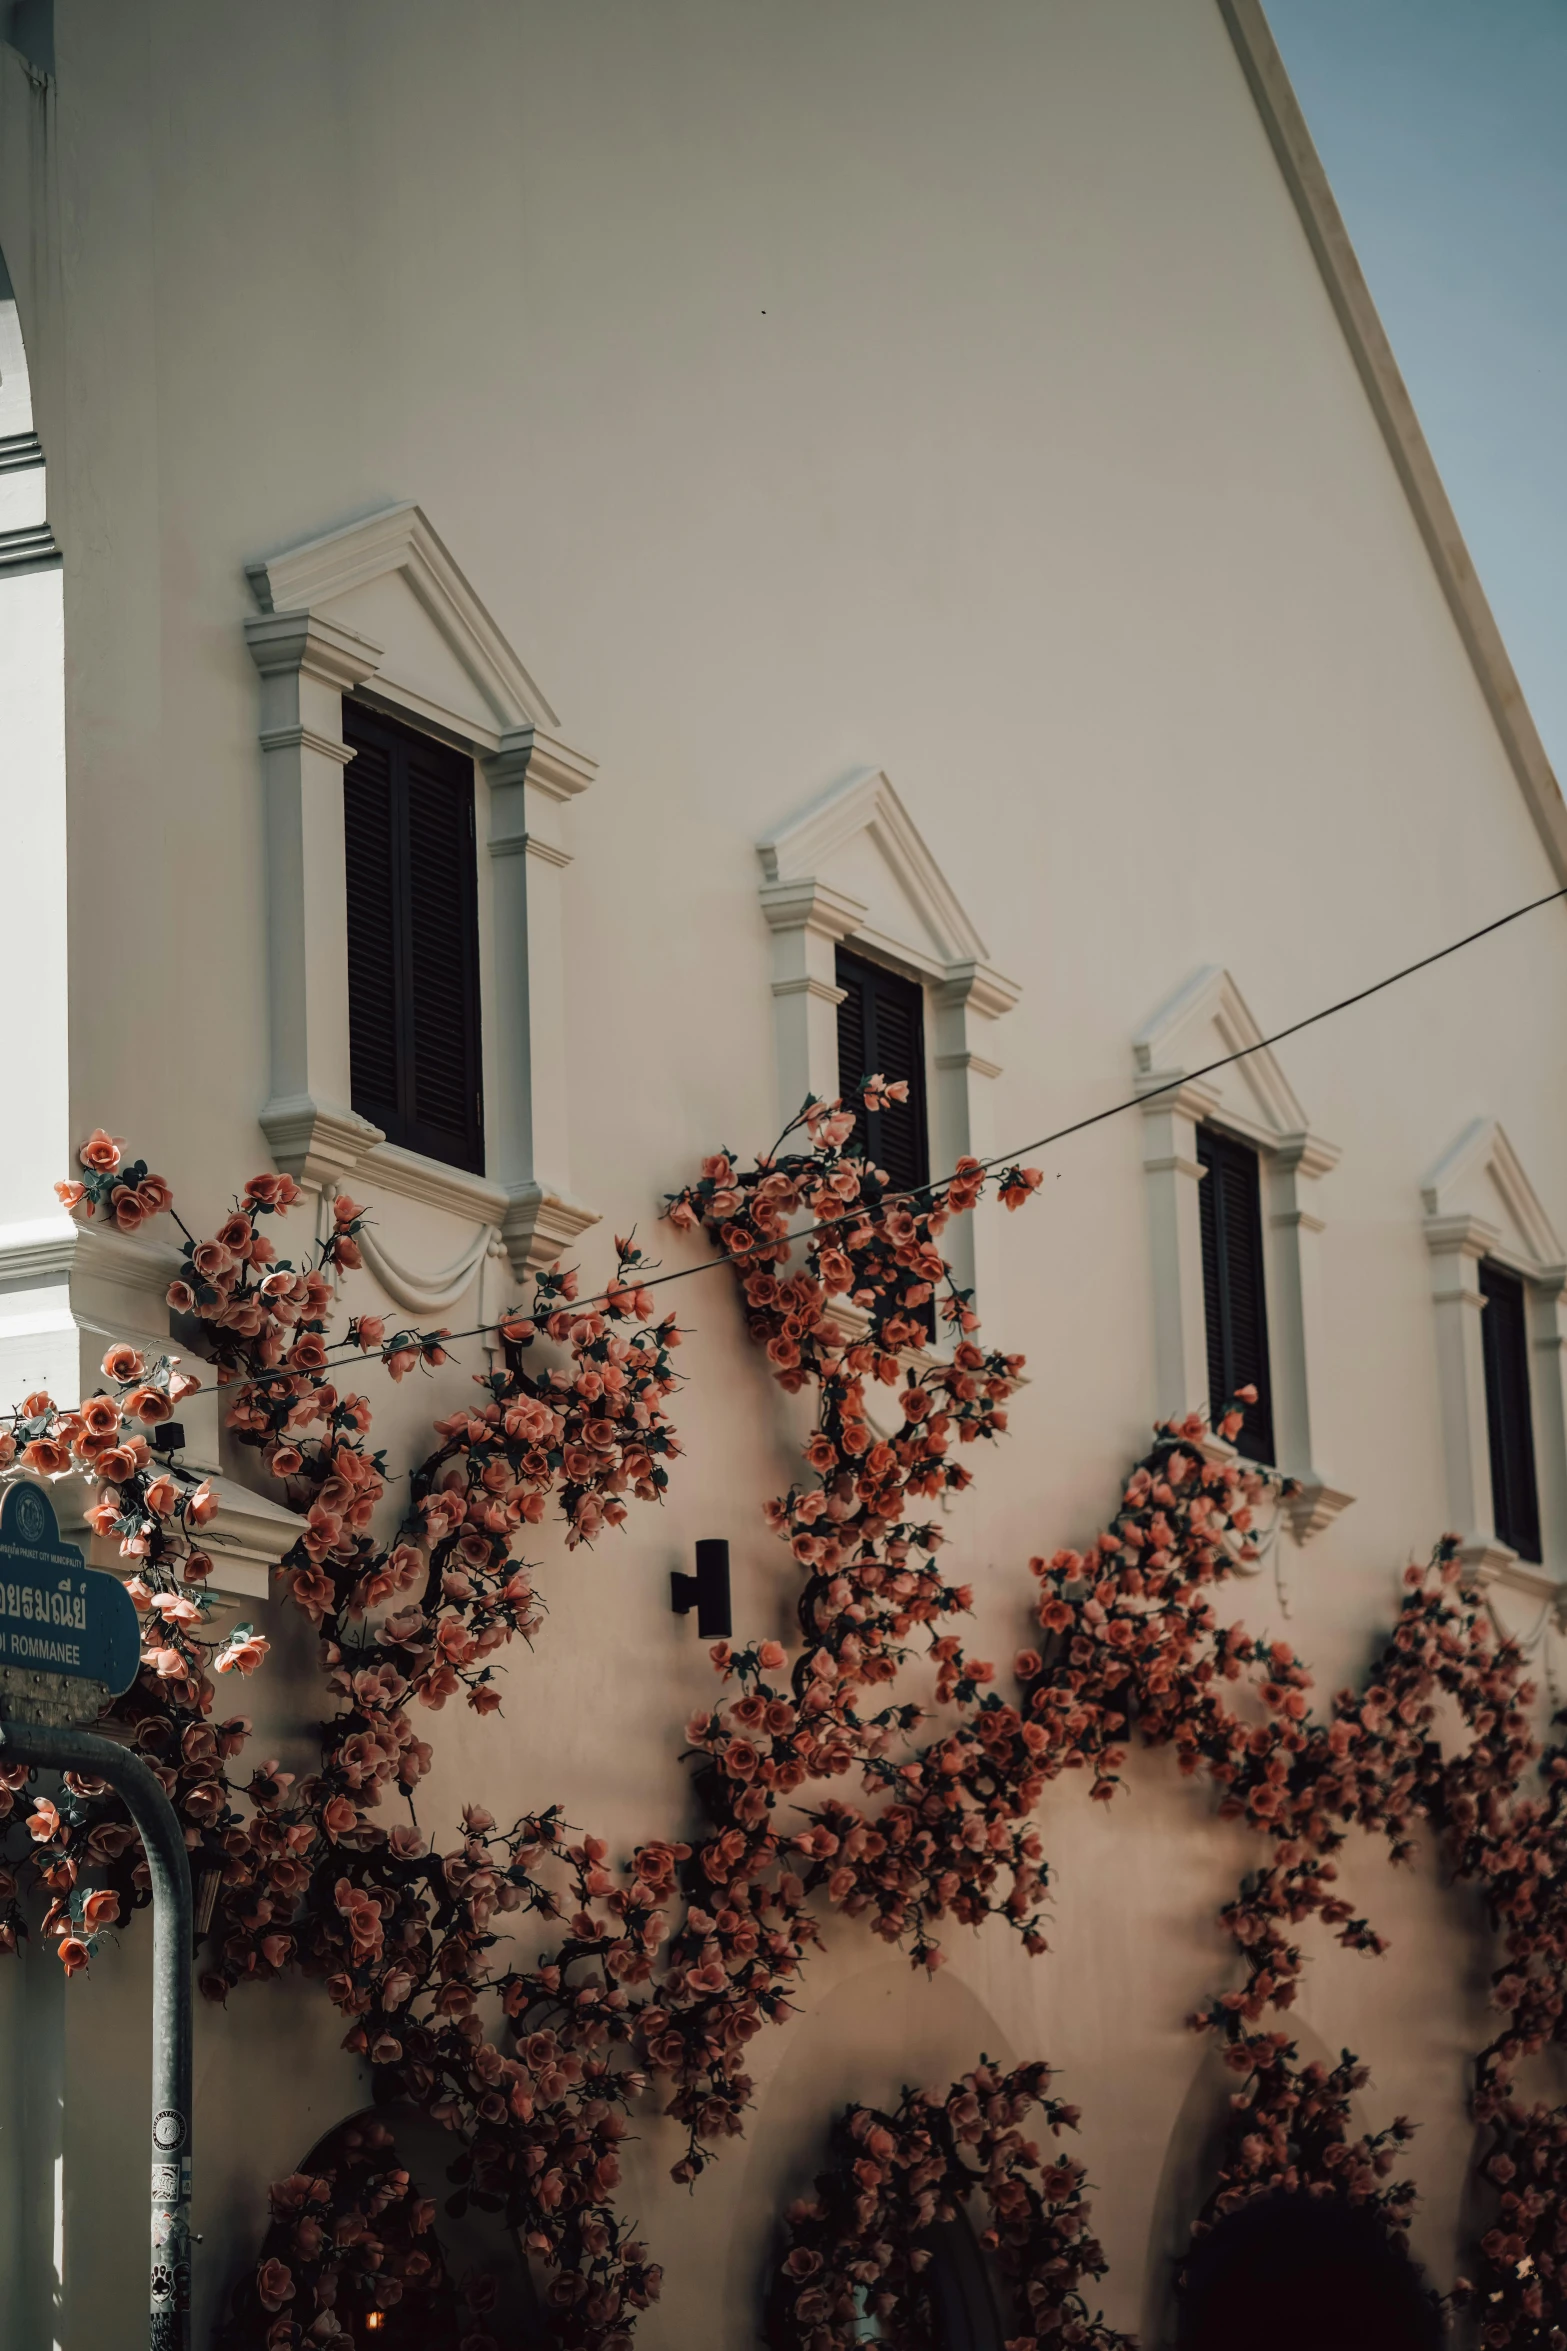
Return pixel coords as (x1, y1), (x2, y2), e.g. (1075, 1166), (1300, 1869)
(0, 1721), (193, 2351)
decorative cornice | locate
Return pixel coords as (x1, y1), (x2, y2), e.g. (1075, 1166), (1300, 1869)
(935, 960), (1022, 1022)
(260, 1096), (384, 1192)
(1274, 1131), (1342, 1181)
(1219, 0), (1567, 886)
(1134, 966), (1320, 1147)
(0, 430), (43, 474)
(67, 1219), (184, 1302)
(193, 1473), (311, 1604)
(0, 520), (57, 572)
(1137, 1071), (1223, 1128)
(1284, 1476), (1355, 1547)
(244, 609), (383, 693)
(53, 1468), (305, 1605)
(1457, 1539), (1564, 1615)
(758, 768), (989, 966)
(0, 1215), (80, 1288)
(773, 975), (847, 1007)
(485, 726), (597, 803)
(935, 1048), (1002, 1082)
(1421, 1116), (1565, 1278)
(759, 877), (869, 941)
(259, 722), (356, 765)
(501, 1184), (602, 1281)
(1423, 1210), (1500, 1264)
(245, 502), (560, 735)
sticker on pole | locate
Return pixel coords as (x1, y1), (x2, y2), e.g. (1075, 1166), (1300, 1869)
(0, 1480), (141, 1726)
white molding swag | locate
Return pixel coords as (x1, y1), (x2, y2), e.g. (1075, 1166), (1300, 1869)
(1421, 1118), (1567, 1597)
(244, 502), (600, 1287)
(1133, 967), (1351, 1549)
(757, 767), (1019, 1308)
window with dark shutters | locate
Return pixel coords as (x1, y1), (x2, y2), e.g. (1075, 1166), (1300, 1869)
(1479, 1258), (1542, 1563)
(1196, 1125), (1275, 1463)
(834, 949), (930, 1194)
(342, 701), (484, 1175)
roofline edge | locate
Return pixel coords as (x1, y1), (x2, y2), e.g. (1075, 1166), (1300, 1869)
(1218, 0), (1567, 889)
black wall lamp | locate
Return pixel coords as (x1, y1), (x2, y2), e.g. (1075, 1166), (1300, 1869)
(671, 1539), (732, 1639)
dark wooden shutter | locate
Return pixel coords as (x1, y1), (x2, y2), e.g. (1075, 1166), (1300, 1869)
(342, 701), (484, 1175)
(1479, 1259), (1542, 1562)
(1196, 1126), (1275, 1463)
(834, 948), (930, 1194)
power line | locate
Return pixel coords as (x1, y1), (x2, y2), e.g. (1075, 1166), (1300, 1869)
(227, 880), (1567, 1395)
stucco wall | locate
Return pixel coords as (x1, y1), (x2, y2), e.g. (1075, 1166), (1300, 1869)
(1, 2), (1565, 2343)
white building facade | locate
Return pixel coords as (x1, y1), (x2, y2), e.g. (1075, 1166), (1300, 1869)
(1, 2), (1565, 2343)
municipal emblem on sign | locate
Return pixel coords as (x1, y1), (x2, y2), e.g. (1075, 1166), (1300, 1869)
(0, 1481), (141, 1725)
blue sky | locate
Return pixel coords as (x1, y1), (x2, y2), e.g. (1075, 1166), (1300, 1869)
(1266, 0), (1567, 782)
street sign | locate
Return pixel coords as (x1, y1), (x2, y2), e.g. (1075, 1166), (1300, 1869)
(0, 1479), (141, 1725)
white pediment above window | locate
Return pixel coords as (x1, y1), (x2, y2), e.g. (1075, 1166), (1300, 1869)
(1133, 965), (1334, 1166)
(245, 502), (587, 780)
(1421, 1117), (1566, 1281)
(758, 766), (994, 984)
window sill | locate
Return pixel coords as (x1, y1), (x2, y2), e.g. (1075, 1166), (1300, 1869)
(360, 1139), (507, 1224)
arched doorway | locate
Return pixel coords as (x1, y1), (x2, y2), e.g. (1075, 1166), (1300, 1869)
(1173, 2192), (1441, 2351)
(216, 2104), (546, 2348)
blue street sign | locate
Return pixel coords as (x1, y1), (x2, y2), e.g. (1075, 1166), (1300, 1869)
(0, 1480), (140, 1698)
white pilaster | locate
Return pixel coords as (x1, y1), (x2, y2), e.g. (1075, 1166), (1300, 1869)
(245, 610), (382, 1160)
(933, 962), (1021, 1305)
(758, 878), (866, 1126)
(485, 727), (601, 1279)
(1138, 1076), (1217, 1422)
(1423, 1211), (1503, 1566)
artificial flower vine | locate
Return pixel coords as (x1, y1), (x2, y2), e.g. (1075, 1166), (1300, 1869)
(766, 2060), (1129, 2351)
(0, 1103), (1563, 2350)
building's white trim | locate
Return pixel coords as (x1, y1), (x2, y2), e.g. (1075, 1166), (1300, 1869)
(245, 501), (559, 734)
(1421, 1118), (1567, 1596)
(1219, 0), (1567, 888)
(1133, 966), (1349, 1544)
(759, 767), (990, 967)
(757, 769), (1019, 1307)
(244, 503), (599, 1281)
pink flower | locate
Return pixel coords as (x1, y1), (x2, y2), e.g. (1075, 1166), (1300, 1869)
(216, 1633), (269, 1677)
(78, 1130), (122, 1173)
(57, 1938), (90, 1977)
(187, 1482), (219, 1527)
(109, 1185), (148, 1233)
(54, 1180), (90, 1217)
(256, 2258), (295, 2313)
(79, 1393), (121, 1439)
